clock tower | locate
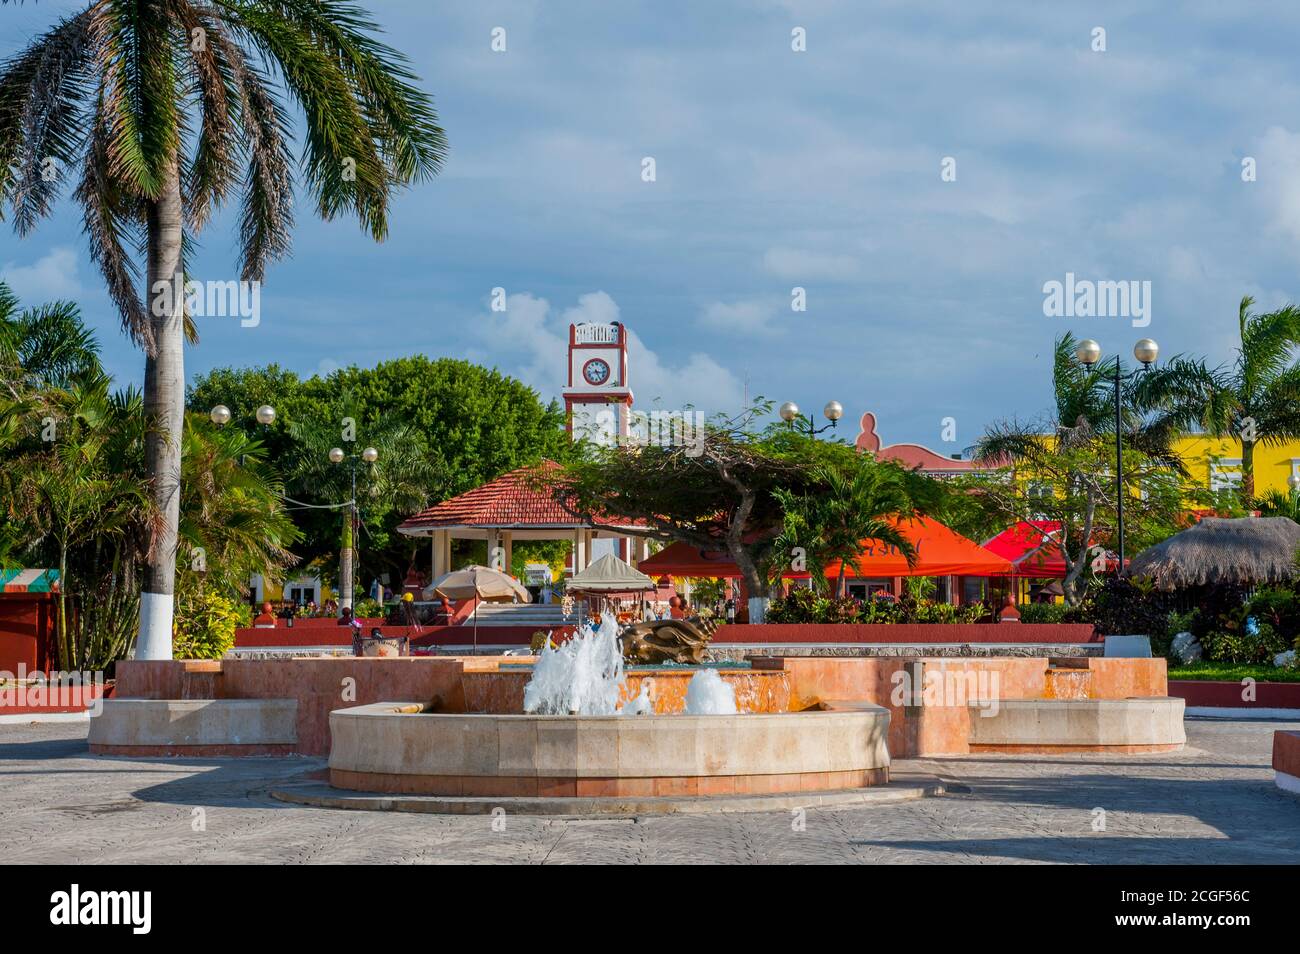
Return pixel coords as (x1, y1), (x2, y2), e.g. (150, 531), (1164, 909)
(563, 320), (633, 445)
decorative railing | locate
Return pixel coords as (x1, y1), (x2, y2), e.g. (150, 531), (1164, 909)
(574, 322), (620, 344)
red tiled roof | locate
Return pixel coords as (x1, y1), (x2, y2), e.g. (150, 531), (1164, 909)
(399, 462), (584, 531)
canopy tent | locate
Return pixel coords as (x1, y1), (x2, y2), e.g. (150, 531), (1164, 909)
(1127, 516), (1300, 591)
(823, 517), (1013, 578)
(0, 568), (59, 592)
(421, 565), (531, 603)
(982, 521), (1070, 578)
(566, 553), (656, 593)
(638, 516), (1012, 580)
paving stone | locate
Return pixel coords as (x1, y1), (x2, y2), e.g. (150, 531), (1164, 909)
(0, 716), (1295, 864)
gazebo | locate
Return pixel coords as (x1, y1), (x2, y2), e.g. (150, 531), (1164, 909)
(397, 461), (648, 580)
(1127, 516), (1300, 591)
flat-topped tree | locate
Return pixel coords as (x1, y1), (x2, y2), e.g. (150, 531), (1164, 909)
(553, 406), (875, 612)
(0, 0), (446, 657)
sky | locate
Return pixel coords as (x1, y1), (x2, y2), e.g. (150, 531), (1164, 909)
(4, 1), (1300, 453)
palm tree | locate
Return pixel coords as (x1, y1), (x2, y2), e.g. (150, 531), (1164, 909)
(8, 373), (153, 669)
(0, 1), (446, 657)
(0, 281), (101, 393)
(1134, 295), (1300, 505)
(772, 458), (933, 597)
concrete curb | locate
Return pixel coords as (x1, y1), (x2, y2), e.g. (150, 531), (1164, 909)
(270, 772), (946, 815)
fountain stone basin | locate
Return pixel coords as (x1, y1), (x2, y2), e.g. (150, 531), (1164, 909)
(463, 664), (791, 715)
(327, 702), (891, 797)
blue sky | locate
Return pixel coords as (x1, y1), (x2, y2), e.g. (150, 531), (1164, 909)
(4, 1), (1300, 452)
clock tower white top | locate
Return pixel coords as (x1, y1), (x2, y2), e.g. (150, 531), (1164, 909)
(562, 321), (633, 444)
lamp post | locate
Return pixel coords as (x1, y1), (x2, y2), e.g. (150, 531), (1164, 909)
(1074, 338), (1159, 576)
(330, 445), (378, 613)
(209, 403), (271, 605)
(779, 399), (844, 437)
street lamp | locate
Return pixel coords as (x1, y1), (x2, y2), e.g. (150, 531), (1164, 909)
(209, 404), (231, 426)
(780, 399), (843, 437)
(255, 405), (277, 426)
(1075, 338), (1159, 575)
(330, 444), (379, 613)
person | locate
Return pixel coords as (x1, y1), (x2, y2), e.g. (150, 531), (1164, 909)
(401, 591), (422, 634)
(338, 606), (354, 626)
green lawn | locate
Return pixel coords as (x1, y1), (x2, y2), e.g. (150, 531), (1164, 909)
(1167, 661), (1300, 683)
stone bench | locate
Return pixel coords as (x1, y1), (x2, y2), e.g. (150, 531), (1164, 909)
(967, 697), (1185, 753)
(88, 698), (298, 756)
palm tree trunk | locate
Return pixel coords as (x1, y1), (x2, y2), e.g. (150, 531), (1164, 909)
(1241, 440), (1256, 507)
(136, 159), (185, 660)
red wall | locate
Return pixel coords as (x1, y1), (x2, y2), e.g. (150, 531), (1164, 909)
(710, 623), (1098, 644)
(1169, 679), (1300, 709)
(0, 594), (54, 673)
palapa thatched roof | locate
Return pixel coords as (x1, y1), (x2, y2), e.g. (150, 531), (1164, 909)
(1127, 517), (1300, 591)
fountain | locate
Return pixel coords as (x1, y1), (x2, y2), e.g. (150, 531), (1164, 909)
(324, 614), (894, 807)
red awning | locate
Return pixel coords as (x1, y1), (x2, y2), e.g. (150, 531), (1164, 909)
(637, 516), (1012, 579)
(981, 521), (1070, 578)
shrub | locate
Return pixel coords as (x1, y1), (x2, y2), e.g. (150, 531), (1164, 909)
(1017, 602), (1069, 624)
(172, 589), (241, 660)
(1245, 586), (1300, 644)
(763, 588), (980, 624)
(1087, 578), (1178, 638)
(765, 588), (830, 623)
(353, 597), (385, 618)
(1201, 610), (1289, 664)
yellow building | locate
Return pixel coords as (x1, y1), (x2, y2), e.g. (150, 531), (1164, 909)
(1173, 435), (1300, 498)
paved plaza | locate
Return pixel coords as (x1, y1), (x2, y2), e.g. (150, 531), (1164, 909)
(1, 715), (1296, 864)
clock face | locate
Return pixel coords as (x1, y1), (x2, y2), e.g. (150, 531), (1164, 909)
(582, 358), (611, 386)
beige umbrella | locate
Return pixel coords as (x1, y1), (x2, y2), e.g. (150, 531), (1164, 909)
(423, 565), (531, 603)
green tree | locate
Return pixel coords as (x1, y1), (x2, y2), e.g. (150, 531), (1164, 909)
(772, 457), (937, 596)
(1134, 295), (1300, 505)
(284, 410), (437, 608)
(556, 405), (842, 613)
(0, 0), (446, 657)
(188, 357), (568, 584)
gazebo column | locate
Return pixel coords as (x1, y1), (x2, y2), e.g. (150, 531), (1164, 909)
(573, 529), (588, 573)
(431, 530), (450, 579)
(487, 528), (501, 570)
(501, 530), (513, 576)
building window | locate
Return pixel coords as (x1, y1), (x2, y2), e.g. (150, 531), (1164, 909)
(1209, 458), (1242, 493)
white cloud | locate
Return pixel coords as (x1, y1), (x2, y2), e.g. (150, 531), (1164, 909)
(1255, 126), (1300, 248)
(700, 298), (781, 334)
(481, 289), (745, 414)
(762, 246), (860, 281)
(0, 246), (86, 304)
